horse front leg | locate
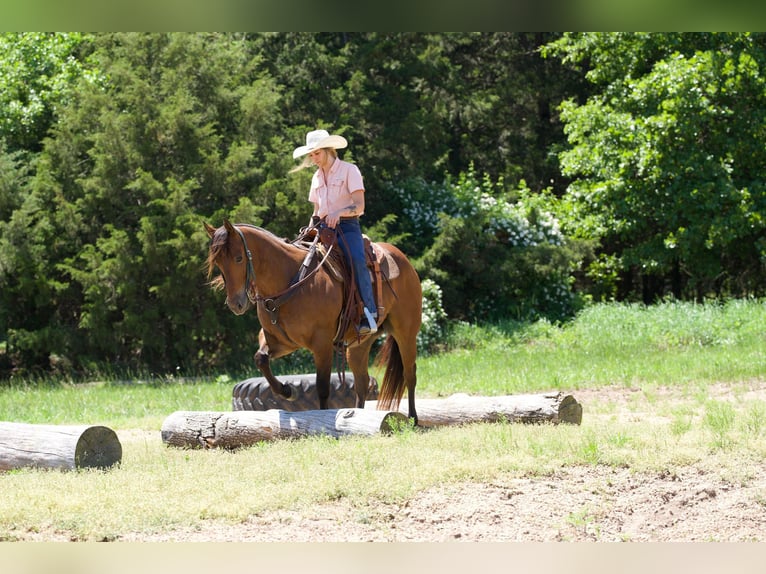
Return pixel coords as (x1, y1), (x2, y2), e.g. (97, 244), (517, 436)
(313, 347), (334, 410)
(254, 329), (297, 401)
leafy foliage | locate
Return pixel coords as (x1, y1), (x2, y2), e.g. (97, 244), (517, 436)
(547, 32), (766, 301)
(412, 166), (587, 322)
(1, 32), (764, 377)
(0, 33), (102, 154)
(1, 33), (279, 375)
(417, 278), (449, 355)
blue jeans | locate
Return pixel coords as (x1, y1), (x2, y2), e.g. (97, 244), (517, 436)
(331, 218), (376, 316)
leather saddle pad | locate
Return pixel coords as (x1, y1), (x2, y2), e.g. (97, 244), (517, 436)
(371, 242), (400, 280)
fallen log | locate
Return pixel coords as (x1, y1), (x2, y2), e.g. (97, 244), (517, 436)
(0, 422), (122, 471)
(232, 373), (378, 411)
(161, 408), (406, 449)
(366, 392), (582, 426)
(231, 376), (581, 427)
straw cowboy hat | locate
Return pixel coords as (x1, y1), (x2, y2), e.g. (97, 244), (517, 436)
(292, 129), (348, 159)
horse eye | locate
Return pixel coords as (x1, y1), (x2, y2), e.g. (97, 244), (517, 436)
(235, 255), (243, 264)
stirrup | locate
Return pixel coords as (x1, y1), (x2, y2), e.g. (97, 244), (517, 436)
(361, 307), (378, 335)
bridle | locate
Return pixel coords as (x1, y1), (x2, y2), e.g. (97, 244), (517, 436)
(229, 223), (335, 326)
(231, 224), (258, 304)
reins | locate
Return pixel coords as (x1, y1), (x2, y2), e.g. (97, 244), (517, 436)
(231, 222), (335, 326)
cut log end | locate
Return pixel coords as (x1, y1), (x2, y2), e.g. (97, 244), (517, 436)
(74, 426), (123, 469)
(557, 394), (583, 425)
(379, 411), (408, 434)
(0, 422), (123, 472)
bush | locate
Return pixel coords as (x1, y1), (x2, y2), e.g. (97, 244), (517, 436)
(409, 165), (587, 322)
(417, 279), (449, 355)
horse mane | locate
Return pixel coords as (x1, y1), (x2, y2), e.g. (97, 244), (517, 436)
(206, 226), (230, 291)
(205, 223), (298, 291)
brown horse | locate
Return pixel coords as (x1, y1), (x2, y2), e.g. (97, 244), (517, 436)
(205, 220), (421, 423)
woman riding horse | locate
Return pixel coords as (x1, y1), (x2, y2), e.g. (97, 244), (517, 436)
(290, 129), (378, 336)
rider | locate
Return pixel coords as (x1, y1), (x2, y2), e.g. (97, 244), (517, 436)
(291, 129), (378, 335)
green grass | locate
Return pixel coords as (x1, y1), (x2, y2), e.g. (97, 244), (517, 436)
(423, 298), (766, 395)
(4, 299), (762, 427)
(1, 299), (765, 540)
(0, 378), (233, 430)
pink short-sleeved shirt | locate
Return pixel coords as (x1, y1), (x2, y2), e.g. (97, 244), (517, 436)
(308, 159), (365, 218)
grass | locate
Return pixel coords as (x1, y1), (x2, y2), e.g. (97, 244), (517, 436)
(425, 297), (766, 395)
(1, 299), (765, 540)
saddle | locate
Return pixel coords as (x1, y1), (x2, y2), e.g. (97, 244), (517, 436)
(294, 228), (398, 343)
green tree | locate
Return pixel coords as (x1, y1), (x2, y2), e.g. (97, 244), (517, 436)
(0, 32), (99, 373)
(2, 33), (286, 375)
(253, 33), (584, 226)
(0, 32), (592, 376)
(0, 33), (100, 154)
(546, 32), (766, 301)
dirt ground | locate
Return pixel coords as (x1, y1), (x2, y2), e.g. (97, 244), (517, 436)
(123, 383), (766, 542)
(124, 466), (766, 542)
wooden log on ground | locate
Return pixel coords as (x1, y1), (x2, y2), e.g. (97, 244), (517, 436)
(161, 408), (406, 449)
(232, 372), (378, 411)
(366, 392), (582, 426)
(0, 422), (122, 471)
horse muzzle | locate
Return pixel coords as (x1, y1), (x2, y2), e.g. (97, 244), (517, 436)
(226, 291), (251, 315)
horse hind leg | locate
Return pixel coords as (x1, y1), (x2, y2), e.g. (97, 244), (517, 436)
(404, 358), (417, 425)
(369, 335), (418, 425)
(384, 326), (419, 425)
(346, 335), (378, 409)
(397, 340), (418, 425)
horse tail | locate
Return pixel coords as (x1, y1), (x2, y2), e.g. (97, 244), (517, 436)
(374, 336), (406, 410)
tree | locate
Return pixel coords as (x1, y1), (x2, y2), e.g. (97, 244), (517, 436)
(251, 33), (585, 226)
(2, 33), (287, 375)
(0, 32), (593, 376)
(0, 33), (99, 154)
(546, 33), (766, 301)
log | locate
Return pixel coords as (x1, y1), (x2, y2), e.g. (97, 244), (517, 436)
(365, 392), (582, 426)
(0, 422), (122, 471)
(161, 408), (407, 449)
(231, 377), (581, 426)
(232, 372), (378, 411)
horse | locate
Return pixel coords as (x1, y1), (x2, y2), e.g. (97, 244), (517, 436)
(204, 219), (421, 423)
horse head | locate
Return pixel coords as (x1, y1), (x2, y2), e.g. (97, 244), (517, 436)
(205, 219), (254, 316)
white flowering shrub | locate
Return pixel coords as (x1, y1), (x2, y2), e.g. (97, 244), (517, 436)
(385, 177), (457, 255)
(402, 165), (584, 322)
(450, 166), (565, 248)
(417, 278), (448, 354)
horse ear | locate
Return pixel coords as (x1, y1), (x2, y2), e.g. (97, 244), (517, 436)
(223, 219), (235, 233)
(204, 222), (216, 238)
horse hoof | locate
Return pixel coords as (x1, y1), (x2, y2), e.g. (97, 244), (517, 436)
(285, 384), (299, 402)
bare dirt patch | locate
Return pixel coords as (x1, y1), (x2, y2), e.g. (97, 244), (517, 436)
(120, 382), (766, 542)
(121, 464), (766, 542)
